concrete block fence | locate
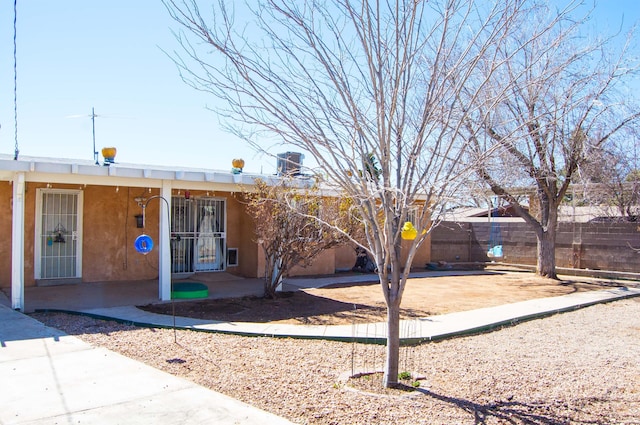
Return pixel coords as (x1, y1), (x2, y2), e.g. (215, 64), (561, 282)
(431, 221), (640, 273)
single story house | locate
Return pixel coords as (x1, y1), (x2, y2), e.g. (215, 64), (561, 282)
(1, 154), (431, 311)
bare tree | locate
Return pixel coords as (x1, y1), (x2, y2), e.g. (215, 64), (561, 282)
(580, 131), (640, 221)
(460, 2), (640, 278)
(244, 178), (359, 298)
(163, 0), (539, 387)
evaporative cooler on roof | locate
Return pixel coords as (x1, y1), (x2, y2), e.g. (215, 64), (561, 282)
(277, 152), (304, 176)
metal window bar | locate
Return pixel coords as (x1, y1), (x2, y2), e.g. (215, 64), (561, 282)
(41, 192), (78, 279)
(171, 197), (226, 273)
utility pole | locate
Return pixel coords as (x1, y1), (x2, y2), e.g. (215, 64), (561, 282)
(91, 107), (98, 165)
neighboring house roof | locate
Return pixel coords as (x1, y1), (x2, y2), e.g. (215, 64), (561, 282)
(443, 203), (637, 223)
(442, 204), (528, 223)
(558, 205), (637, 223)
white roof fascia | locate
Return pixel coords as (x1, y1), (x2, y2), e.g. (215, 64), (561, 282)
(0, 156), (266, 190)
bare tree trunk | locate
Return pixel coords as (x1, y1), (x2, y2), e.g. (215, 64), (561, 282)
(384, 300), (401, 388)
(536, 229), (558, 279)
(268, 257), (285, 298)
(264, 253), (284, 299)
(164, 0), (549, 390)
(383, 239), (403, 388)
(535, 206), (558, 279)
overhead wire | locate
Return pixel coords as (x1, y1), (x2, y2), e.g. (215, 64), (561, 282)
(13, 0), (19, 160)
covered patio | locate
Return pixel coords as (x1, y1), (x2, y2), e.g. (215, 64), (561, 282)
(0, 273), (265, 313)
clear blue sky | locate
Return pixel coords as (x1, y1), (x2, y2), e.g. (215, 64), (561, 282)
(0, 1), (637, 172)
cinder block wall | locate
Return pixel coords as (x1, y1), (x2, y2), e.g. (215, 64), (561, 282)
(431, 221), (640, 272)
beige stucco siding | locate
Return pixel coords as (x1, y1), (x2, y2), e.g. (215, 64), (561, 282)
(1, 184), (163, 287)
(1, 183), (12, 287)
(224, 193), (259, 278)
(0, 176), (432, 289)
(81, 186), (161, 282)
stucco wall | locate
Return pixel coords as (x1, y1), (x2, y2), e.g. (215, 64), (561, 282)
(22, 184), (161, 286)
(22, 183), (36, 286)
(0, 183), (12, 287)
(289, 248), (336, 276)
(335, 245), (356, 271)
(401, 235), (431, 269)
(82, 186), (161, 282)
(329, 237), (432, 273)
(2, 180), (433, 289)
(224, 193), (260, 278)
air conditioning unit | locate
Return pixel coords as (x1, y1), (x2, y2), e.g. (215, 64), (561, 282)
(276, 151), (304, 176)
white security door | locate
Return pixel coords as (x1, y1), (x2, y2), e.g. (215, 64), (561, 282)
(36, 189), (83, 279)
(171, 197), (226, 273)
(194, 198), (226, 271)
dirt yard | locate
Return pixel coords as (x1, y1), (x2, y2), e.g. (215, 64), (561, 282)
(32, 271), (640, 424)
(139, 271), (622, 325)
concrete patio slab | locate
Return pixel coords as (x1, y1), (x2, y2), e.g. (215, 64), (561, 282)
(0, 305), (294, 425)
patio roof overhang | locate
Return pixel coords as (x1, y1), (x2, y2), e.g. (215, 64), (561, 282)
(0, 154), (281, 190)
(0, 154), (288, 311)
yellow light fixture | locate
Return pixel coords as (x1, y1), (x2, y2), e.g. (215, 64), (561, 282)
(401, 221), (418, 240)
(232, 158), (245, 170)
(401, 222), (426, 240)
(102, 147), (117, 164)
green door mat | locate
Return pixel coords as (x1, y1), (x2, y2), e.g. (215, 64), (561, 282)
(172, 282), (209, 299)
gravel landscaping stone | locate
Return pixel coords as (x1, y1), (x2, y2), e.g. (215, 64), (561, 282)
(32, 296), (640, 424)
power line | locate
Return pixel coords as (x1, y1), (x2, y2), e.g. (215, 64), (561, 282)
(13, 0), (19, 160)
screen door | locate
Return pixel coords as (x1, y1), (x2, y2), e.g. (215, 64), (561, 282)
(171, 197), (226, 272)
(36, 189), (82, 279)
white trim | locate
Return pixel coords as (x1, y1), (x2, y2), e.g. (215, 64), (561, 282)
(0, 156), (265, 188)
(159, 180), (172, 301)
(76, 191), (84, 278)
(11, 173), (25, 310)
(193, 197), (227, 272)
(34, 189), (42, 280)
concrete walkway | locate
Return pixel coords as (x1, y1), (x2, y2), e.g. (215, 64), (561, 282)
(0, 303), (294, 424)
(2, 272), (639, 424)
(73, 286), (640, 344)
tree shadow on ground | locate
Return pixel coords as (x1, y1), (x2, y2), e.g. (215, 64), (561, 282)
(414, 388), (593, 425)
(137, 291), (431, 325)
(510, 278), (628, 296)
(346, 372), (611, 424)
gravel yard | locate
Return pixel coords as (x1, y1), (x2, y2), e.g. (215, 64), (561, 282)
(32, 296), (640, 424)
